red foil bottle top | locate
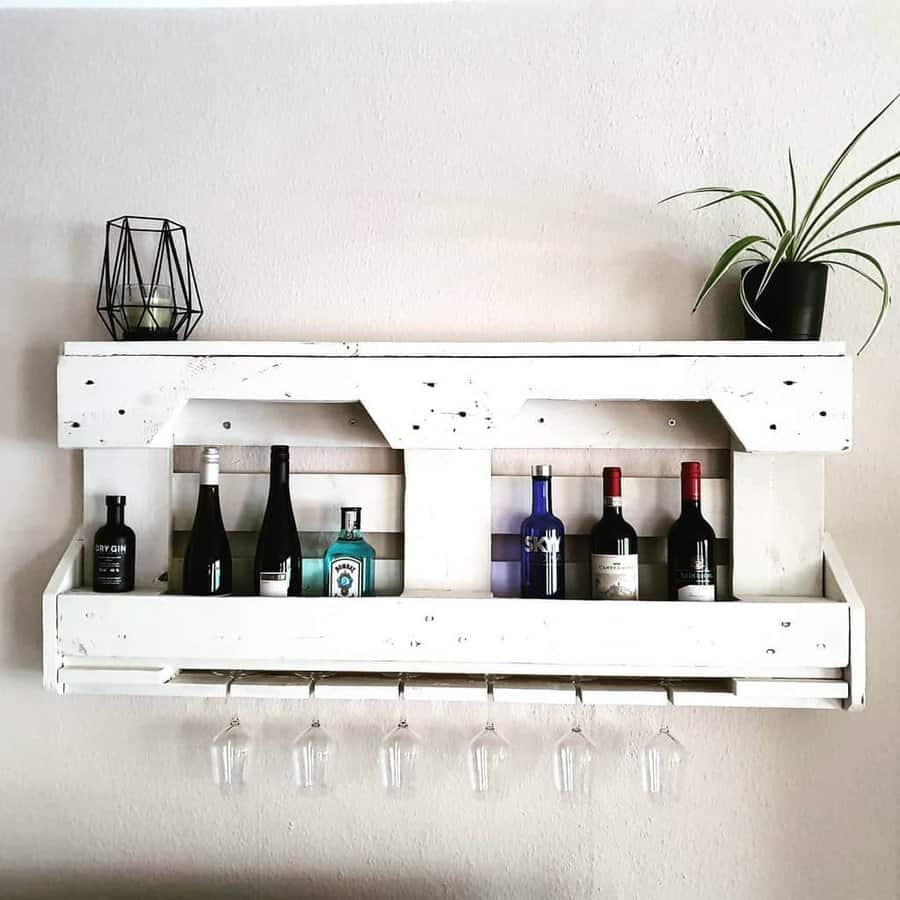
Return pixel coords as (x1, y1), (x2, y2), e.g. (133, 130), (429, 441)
(602, 466), (622, 497)
(681, 461), (702, 501)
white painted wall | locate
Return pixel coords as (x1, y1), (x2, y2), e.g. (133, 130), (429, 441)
(1, 3), (899, 897)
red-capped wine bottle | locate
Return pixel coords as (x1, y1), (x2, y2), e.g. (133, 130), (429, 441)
(667, 461), (717, 601)
(183, 447), (232, 596)
(254, 445), (303, 597)
(590, 467), (639, 600)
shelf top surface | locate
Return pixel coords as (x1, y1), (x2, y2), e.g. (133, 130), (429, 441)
(62, 340), (847, 359)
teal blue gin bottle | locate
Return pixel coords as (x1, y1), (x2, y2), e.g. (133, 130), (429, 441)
(323, 507), (376, 597)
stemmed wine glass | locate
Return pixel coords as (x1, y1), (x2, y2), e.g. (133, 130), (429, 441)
(641, 725), (685, 801)
(467, 677), (511, 798)
(209, 673), (252, 793)
(379, 676), (423, 795)
(552, 681), (596, 800)
(292, 675), (335, 795)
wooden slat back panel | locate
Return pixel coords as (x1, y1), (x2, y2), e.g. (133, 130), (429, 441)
(492, 475), (730, 537)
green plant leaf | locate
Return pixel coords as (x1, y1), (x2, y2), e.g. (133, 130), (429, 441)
(801, 220), (900, 258)
(804, 247), (891, 352)
(754, 229), (794, 300)
(788, 150), (798, 249)
(818, 259), (884, 291)
(739, 269), (773, 332)
(658, 187), (733, 204)
(692, 235), (768, 312)
(794, 92), (900, 247)
(794, 148), (900, 252)
(693, 190), (787, 235)
(796, 173), (900, 257)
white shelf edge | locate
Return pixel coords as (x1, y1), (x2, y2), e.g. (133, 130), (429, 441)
(61, 340), (848, 358)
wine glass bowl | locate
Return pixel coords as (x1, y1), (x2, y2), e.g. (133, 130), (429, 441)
(379, 719), (423, 795)
(467, 721), (511, 797)
(210, 715), (251, 793)
(641, 726), (685, 801)
(553, 724), (595, 800)
(292, 718), (334, 794)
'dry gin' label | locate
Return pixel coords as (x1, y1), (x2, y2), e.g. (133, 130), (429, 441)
(591, 554), (639, 600)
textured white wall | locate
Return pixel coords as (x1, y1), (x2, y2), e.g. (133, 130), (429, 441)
(2, 3), (899, 898)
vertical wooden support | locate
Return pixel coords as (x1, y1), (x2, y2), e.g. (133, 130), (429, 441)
(824, 533), (866, 710)
(731, 451), (824, 597)
(83, 448), (173, 588)
(42, 533), (84, 692)
(402, 449), (492, 595)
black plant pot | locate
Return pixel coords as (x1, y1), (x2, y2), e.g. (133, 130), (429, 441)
(741, 261), (828, 341)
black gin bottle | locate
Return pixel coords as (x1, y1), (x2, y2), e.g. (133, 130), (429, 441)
(93, 495), (135, 592)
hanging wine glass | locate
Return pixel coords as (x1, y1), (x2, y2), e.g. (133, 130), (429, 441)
(210, 714), (252, 793)
(379, 676), (423, 796)
(553, 682), (595, 801)
(467, 677), (511, 798)
(641, 725), (685, 801)
(292, 676), (335, 795)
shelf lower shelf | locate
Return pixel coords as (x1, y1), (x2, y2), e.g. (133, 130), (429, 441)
(43, 533), (864, 709)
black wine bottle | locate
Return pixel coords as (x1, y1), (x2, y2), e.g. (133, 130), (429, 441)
(93, 495), (135, 592)
(183, 447), (232, 595)
(253, 445), (303, 597)
(667, 461), (717, 602)
(590, 467), (639, 600)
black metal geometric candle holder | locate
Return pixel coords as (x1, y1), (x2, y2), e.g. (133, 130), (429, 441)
(96, 216), (203, 341)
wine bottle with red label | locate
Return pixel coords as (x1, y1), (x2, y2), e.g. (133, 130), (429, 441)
(590, 467), (639, 600)
(667, 461), (717, 602)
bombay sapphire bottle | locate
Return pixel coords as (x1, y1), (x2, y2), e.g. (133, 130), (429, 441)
(520, 465), (566, 599)
(323, 507), (376, 597)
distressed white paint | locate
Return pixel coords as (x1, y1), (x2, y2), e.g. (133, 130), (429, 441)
(403, 449), (492, 594)
(731, 452), (824, 597)
(824, 532), (867, 710)
(171, 471), (404, 532)
(53, 588), (850, 673)
(58, 343), (852, 452)
(6, 7), (897, 898)
(83, 448), (172, 587)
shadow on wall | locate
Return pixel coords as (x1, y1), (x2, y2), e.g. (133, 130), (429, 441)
(0, 869), (608, 900)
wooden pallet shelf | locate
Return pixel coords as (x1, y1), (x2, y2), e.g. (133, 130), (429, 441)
(44, 341), (864, 709)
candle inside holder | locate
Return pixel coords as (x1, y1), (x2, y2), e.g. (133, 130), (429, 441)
(118, 284), (176, 339)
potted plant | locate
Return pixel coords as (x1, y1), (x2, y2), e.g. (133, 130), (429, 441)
(663, 93), (900, 351)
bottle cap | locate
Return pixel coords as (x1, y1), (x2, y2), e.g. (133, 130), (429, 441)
(603, 466), (622, 496)
(681, 461), (702, 478)
(105, 495), (126, 506)
(341, 507), (361, 530)
(202, 447), (219, 463)
(271, 445), (290, 457)
(531, 464), (552, 478)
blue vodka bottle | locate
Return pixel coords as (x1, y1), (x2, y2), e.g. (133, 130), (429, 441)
(520, 464), (566, 599)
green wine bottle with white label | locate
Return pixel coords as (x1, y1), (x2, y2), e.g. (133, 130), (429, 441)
(323, 507), (375, 597)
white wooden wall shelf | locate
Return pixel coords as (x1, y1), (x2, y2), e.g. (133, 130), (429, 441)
(45, 340), (864, 711)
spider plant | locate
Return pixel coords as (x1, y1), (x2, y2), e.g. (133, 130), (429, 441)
(662, 92), (900, 352)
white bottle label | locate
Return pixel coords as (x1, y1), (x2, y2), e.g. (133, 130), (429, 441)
(677, 583), (715, 602)
(329, 556), (361, 597)
(259, 571), (289, 597)
(591, 554), (639, 600)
